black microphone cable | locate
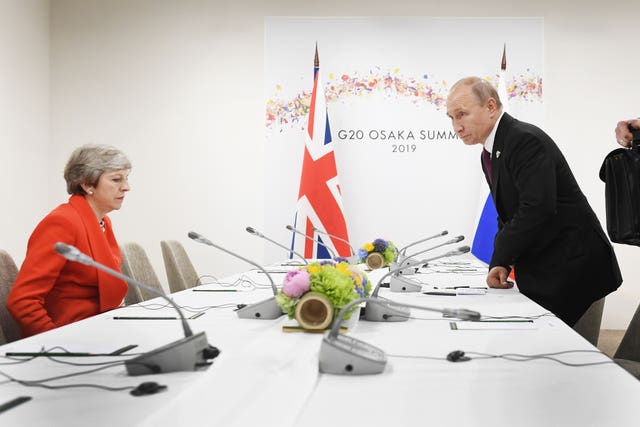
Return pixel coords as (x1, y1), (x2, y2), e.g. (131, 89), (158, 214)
(126, 301), (236, 314)
(0, 355), (37, 365)
(387, 349), (615, 367)
(1, 345), (141, 365)
(0, 361), (136, 392)
(380, 312), (556, 321)
(479, 312), (556, 320)
(197, 273), (270, 291)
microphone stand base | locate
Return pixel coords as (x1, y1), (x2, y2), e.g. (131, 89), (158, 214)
(363, 297), (410, 322)
(319, 334), (387, 375)
(389, 275), (423, 293)
(236, 296), (283, 320)
(125, 331), (212, 376)
(389, 260), (417, 275)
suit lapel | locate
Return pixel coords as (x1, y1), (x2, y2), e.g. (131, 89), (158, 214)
(69, 195), (127, 310)
(490, 113), (515, 209)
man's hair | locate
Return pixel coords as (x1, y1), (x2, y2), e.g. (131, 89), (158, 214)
(451, 76), (502, 109)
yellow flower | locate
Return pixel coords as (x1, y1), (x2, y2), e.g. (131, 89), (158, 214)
(352, 274), (362, 286)
(335, 263), (349, 273)
(306, 264), (321, 274)
(363, 243), (374, 252)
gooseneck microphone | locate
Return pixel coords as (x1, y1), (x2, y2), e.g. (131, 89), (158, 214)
(404, 235), (464, 261)
(54, 242), (219, 376)
(364, 246), (471, 322)
(246, 226), (308, 265)
(319, 297), (480, 375)
(397, 230), (448, 256)
(394, 235), (465, 274)
(390, 245), (470, 292)
(286, 224), (337, 258)
(188, 231), (283, 319)
(311, 226), (355, 256)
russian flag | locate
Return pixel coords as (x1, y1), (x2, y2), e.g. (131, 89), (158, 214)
(471, 194), (499, 264)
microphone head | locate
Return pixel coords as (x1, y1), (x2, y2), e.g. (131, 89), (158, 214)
(188, 231), (208, 244)
(457, 245), (471, 254)
(54, 242), (72, 256)
(53, 242), (91, 265)
(246, 226), (256, 234)
(453, 235), (464, 243)
(441, 230), (449, 236)
(285, 225), (294, 231)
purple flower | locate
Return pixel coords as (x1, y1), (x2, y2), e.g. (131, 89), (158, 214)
(373, 238), (388, 252)
(282, 269), (310, 298)
(357, 248), (368, 260)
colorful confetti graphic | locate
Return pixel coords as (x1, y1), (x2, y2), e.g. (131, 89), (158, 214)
(266, 68), (542, 131)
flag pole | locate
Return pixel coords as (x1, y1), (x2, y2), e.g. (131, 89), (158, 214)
(315, 42), (319, 68)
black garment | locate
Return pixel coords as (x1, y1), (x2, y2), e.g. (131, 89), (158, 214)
(482, 113), (622, 326)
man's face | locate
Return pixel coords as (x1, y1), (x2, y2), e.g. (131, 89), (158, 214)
(446, 85), (497, 146)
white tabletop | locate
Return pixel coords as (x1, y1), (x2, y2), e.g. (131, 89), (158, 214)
(0, 257), (637, 426)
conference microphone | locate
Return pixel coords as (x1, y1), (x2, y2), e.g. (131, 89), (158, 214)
(389, 245), (470, 292)
(188, 231), (283, 320)
(54, 242), (219, 376)
(397, 230), (448, 257)
(286, 224), (337, 258)
(319, 296), (481, 375)
(364, 246), (471, 322)
(311, 226), (360, 264)
(246, 226), (308, 265)
(393, 235), (465, 275)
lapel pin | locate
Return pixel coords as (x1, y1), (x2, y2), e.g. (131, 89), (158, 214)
(496, 151), (501, 158)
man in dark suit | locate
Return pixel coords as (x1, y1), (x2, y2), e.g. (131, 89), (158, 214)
(446, 76), (622, 326)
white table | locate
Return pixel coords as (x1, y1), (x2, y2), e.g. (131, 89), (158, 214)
(1, 257), (637, 426)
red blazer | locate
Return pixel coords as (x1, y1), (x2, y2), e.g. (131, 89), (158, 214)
(7, 195), (128, 337)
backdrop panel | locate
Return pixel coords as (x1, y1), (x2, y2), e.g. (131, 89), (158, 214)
(264, 16), (543, 263)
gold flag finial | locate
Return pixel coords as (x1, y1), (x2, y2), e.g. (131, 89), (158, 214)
(314, 42), (319, 67)
(501, 43), (507, 71)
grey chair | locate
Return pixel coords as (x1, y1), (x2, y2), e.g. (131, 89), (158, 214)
(572, 297), (605, 347)
(120, 243), (165, 304)
(0, 250), (22, 344)
(613, 302), (640, 379)
(160, 240), (201, 293)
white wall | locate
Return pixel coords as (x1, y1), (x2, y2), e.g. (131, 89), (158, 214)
(0, 0), (50, 264)
(3, 0), (639, 328)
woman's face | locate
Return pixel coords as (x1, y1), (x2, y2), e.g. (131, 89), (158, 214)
(87, 169), (131, 217)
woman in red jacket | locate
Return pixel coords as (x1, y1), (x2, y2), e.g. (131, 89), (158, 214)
(7, 144), (131, 337)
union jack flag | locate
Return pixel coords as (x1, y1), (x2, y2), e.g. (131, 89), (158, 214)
(291, 46), (351, 259)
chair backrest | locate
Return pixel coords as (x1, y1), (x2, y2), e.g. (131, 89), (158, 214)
(119, 243), (165, 304)
(572, 297), (605, 347)
(160, 240), (201, 293)
(0, 250), (22, 344)
(614, 301), (640, 362)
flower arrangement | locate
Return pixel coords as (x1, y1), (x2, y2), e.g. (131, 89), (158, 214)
(275, 260), (371, 330)
(357, 238), (399, 269)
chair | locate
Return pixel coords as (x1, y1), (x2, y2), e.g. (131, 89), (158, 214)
(119, 243), (165, 304)
(613, 301), (640, 379)
(160, 240), (201, 293)
(0, 250), (22, 344)
(572, 297), (605, 347)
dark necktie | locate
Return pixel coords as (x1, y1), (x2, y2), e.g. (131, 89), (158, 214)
(482, 149), (493, 184)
